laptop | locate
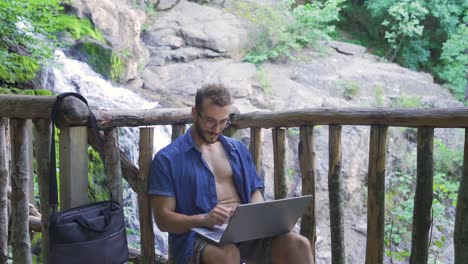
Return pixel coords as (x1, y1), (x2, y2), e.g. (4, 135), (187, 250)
(191, 195), (313, 245)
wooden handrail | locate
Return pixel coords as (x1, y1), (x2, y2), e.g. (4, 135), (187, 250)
(2, 94), (468, 264)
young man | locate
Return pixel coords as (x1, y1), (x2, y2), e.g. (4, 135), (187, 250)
(149, 84), (313, 264)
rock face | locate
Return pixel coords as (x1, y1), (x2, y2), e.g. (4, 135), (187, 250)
(70, 0), (461, 263)
(71, 0), (149, 82)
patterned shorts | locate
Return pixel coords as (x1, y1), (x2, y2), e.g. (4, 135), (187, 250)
(189, 235), (273, 264)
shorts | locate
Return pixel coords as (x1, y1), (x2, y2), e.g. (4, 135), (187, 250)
(189, 235), (273, 264)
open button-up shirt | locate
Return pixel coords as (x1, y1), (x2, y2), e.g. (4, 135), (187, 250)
(148, 128), (264, 264)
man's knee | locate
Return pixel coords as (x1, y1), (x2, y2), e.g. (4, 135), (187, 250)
(202, 243), (240, 264)
(272, 232), (313, 263)
(280, 232), (311, 251)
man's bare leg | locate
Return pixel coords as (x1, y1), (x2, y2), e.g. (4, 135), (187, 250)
(202, 243), (240, 264)
(271, 232), (314, 264)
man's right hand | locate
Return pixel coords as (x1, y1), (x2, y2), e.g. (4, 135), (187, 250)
(203, 204), (232, 227)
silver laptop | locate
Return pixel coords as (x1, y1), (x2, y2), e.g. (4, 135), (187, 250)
(191, 195), (313, 245)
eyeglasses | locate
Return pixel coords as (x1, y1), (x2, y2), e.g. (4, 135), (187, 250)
(198, 112), (231, 129)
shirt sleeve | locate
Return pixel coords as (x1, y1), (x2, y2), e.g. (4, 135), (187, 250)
(148, 152), (175, 197)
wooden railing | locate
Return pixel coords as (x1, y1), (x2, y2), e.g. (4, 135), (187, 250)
(1, 94), (468, 264)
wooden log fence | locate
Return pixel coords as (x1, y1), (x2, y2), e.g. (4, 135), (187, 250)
(299, 126), (316, 262)
(1, 94), (468, 264)
(365, 125), (388, 263)
(0, 118), (8, 263)
(410, 128), (434, 263)
(328, 125), (345, 264)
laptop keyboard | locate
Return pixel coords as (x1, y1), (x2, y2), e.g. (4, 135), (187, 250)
(205, 230), (224, 241)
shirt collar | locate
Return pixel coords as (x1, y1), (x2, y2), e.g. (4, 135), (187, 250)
(181, 127), (236, 153)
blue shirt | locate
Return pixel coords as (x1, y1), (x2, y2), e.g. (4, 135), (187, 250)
(148, 128), (264, 264)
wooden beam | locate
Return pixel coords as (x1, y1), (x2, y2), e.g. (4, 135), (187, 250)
(272, 128), (287, 199)
(410, 127), (434, 264)
(104, 128), (123, 204)
(59, 126), (89, 209)
(98, 108), (192, 128)
(138, 128), (155, 263)
(455, 128), (468, 263)
(365, 125), (388, 264)
(0, 95), (55, 119)
(171, 124), (186, 141)
(328, 125), (345, 264)
(5, 94), (468, 129)
(0, 118), (8, 263)
(33, 119), (52, 263)
(249, 127), (262, 176)
(231, 108), (468, 129)
(299, 126), (316, 262)
(11, 119), (32, 264)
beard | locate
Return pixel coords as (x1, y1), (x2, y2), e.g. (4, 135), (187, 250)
(194, 120), (220, 144)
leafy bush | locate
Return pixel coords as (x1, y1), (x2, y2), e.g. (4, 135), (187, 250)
(340, 0), (467, 100)
(0, 0), (105, 85)
(385, 138), (462, 262)
(229, 0), (345, 64)
(437, 23), (468, 100)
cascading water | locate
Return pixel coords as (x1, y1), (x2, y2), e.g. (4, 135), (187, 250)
(43, 50), (171, 256)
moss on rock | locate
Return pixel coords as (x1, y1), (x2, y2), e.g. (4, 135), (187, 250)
(0, 54), (40, 84)
(74, 40), (125, 83)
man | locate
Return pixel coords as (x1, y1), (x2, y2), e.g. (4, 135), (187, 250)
(149, 84), (313, 264)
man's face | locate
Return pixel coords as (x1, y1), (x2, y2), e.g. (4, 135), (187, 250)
(193, 99), (231, 144)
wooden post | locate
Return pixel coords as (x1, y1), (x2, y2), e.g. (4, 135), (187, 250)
(410, 127), (434, 264)
(299, 126), (316, 262)
(328, 125), (345, 264)
(138, 128), (155, 263)
(249, 127), (262, 176)
(33, 119), (52, 263)
(11, 119), (32, 264)
(59, 126), (89, 210)
(0, 118), (9, 263)
(455, 128), (468, 263)
(272, 128), (287, 199)
(104, 129), (123, 204)
(365, 125), (388, 264)
(171, 124), (186, 141)
(26, 120), (34, 204)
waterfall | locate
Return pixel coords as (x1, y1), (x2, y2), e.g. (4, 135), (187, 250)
(43, 50), (170, 255)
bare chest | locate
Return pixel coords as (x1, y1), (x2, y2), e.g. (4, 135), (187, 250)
(201, 142), (232, 181)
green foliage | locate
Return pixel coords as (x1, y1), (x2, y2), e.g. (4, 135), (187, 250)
(373, 85), (385, 106)
(437, 23), (468, 100)
(385, 139), (462, 262)
(0, 87), (51, 95)
(0, 0), (62, 84)
(336, 79), (360, 100)
(76, 42), (125, 82)
(0, 53), (40, 83)
(340, 0), (467, 100)
(87, 146), (109, 203)
(434, 137), (463, 178)
(229, 0), (344, 64)
(391, 94), (423, 108)
(55, 14), (105, 43)
(256, 66), (272, 94)
(0, 0), (107, 85)
(381, 1), (428, 49)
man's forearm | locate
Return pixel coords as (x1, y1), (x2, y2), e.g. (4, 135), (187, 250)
(156, 210), (207, 234)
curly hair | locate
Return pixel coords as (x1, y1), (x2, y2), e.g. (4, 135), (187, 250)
(195, 83), (232, 112)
